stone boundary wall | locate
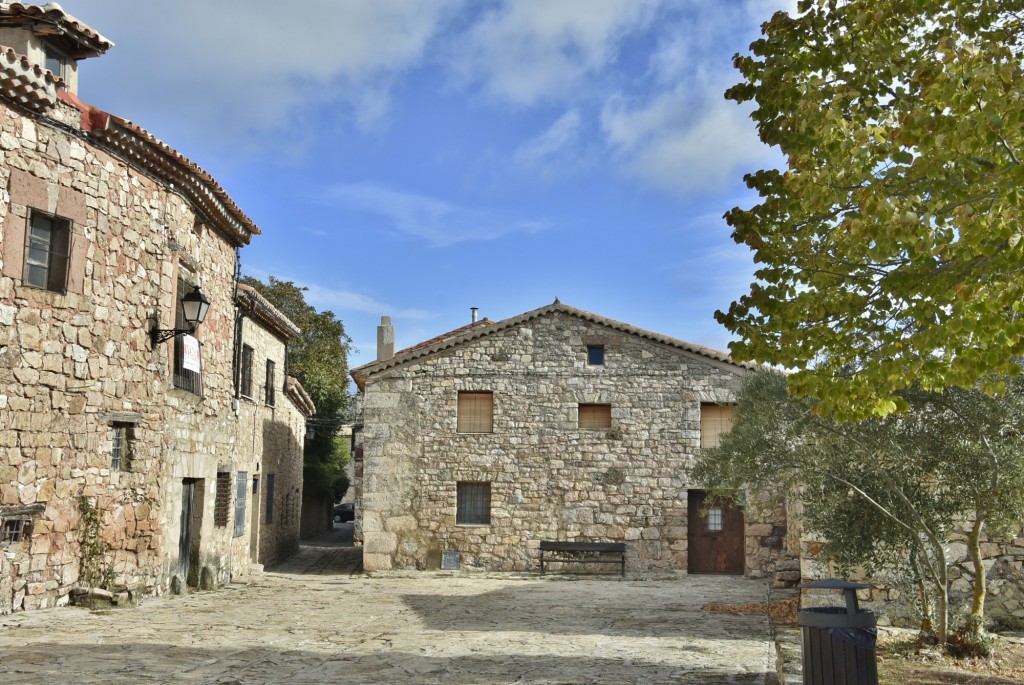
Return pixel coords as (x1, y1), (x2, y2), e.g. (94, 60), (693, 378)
(801, 523), (1024, 630)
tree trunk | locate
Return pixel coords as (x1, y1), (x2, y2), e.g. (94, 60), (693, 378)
(966, 517), (987, 639)
(909, 548), (934, 635)
(918, 536), (949, 644)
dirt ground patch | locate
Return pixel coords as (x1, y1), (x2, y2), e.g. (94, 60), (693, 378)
(702, 597), (800, 625)
(877, 633), (1024, 685)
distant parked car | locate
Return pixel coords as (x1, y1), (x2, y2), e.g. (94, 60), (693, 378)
(333, 502), (354, 523)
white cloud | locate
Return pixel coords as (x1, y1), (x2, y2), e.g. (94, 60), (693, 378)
(600, 84), (779, 195)
(241, 264), (431, 321)
(513, 109), (583, 168)
(322, 182), (548, 247)
(449, 0), (660, 105)
(72, 0), (460, 142)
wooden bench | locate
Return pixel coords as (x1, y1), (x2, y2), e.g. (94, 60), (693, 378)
(538, 541), (626, 577)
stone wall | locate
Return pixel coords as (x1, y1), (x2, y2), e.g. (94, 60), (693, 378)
(0, 94), (252, 611)
(358, 310), (791, 576)
(235, 314), (305, 569)
(801, 523), (1024, 630)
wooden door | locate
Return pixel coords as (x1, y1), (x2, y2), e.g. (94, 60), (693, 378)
(687, 489), (745, 574)
(178, 479), (195, 579)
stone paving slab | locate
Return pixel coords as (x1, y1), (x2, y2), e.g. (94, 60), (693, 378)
(0, 528), (779, 684)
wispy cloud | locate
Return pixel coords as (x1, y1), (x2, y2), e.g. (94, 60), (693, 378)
(448, 0), (660, 106)
(240, 265), (430, 320)
(75, 0), (460, 143)
(513, 109), (583, 170)
(302, 283), (431, 320)
(322, 182), (549, 247)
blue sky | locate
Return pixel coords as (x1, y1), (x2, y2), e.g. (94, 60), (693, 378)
(69, 0), (791, 370)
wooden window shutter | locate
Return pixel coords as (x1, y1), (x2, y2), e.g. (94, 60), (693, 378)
(700, 404), (735, 448)
(457, 392), (493, 433)
(579, 404), (612, 429)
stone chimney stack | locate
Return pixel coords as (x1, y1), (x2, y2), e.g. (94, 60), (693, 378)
(377, 316), (395, 361)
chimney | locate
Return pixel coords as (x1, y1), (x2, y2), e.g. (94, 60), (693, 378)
(377, 316), (395, 361)
(471, 307), (479, 323)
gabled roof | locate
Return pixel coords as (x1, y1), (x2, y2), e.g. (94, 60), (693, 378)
(351, 301), (753, 390)
(0, 3), (113, 59)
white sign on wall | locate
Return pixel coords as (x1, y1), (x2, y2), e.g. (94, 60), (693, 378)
(182, 334), (201, 372)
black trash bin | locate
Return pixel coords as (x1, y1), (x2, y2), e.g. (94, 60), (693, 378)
(798, 579), (878, 685)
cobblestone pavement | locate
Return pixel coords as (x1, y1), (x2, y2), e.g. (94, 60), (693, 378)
(0, 526), (780, 684)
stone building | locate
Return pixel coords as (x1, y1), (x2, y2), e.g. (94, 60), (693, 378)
(0, 4), (307, 612)
(351, 301), (795, 576)
(235, 283), (314, 569)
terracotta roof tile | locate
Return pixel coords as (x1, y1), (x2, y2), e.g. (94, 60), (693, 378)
(0, 3), (113, 58)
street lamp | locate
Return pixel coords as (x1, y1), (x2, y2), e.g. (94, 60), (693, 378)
(151, 285), (211, 345)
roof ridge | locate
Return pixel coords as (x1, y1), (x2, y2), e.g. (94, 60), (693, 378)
(351, 302), (752, 388)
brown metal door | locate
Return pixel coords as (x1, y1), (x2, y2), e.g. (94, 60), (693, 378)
(687, 489), (745, 574)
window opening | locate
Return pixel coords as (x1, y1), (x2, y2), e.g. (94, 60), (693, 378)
(265, 474), (276, 524)
(173, 274), (203, 395)
(707, 507), (723, 532)
(24, 211), (70, 292)
(110, 423), (133, 471)
(457, 392), (493, 433)
(579, 403), (612, 429)
(456, 482), (491, 525)
(233, 471), (248, 537)
(240, 345), (254, 398)
(43, 43), (66, 80)
(265, 359), (276, 406)
(587, 345), (605, 366)
(214, 472), (231, 527)
(700, 404), (735, 449)
(1, 519), (31, 545)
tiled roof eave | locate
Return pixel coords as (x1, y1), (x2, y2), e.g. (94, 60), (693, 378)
(0, 44), (57, 113)
(85, 116), (260, 247)
(286, 376), (316, 417)
(0, 3), (113, 57)
(236, 283), (301, 341)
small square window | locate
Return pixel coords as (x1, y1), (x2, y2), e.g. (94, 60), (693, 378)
(24, 211), (71, 292)
(579, 403), (612, 429)
(587, 345), (605, 366)
(111, 423), (133, 471)
(1, 519), (31, 545)
(457, 482), (491, 525)
(457, 391), (493, 433)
